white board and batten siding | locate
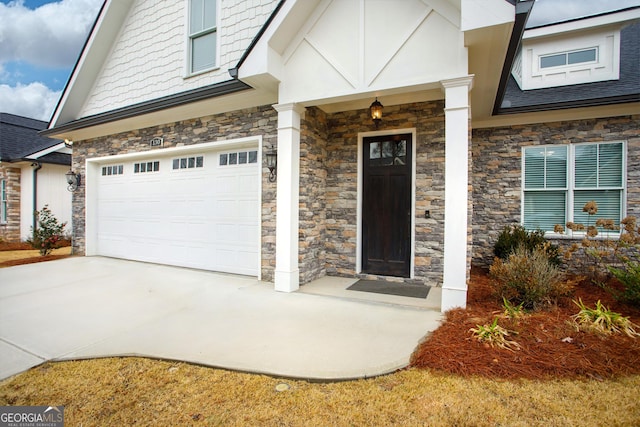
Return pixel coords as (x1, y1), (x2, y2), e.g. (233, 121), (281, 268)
(85, 139), (262, 277)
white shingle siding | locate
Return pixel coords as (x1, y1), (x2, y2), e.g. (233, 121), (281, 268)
(81, 0), (277, 118)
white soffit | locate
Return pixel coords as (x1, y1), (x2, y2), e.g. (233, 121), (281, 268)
(55, 88), (277, 142)
(460, 0), (514, 32)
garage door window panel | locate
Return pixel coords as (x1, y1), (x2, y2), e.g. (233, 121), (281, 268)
(102, 165), (124, 176)
(220, 150), (258, 166)
(173, 156), (204, 170)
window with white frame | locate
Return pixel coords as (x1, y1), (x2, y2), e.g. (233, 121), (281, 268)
(189, 0), (217, 74)
(522, 141), (625, 233)
(1, 179), (7, 223)
(539, 47), (598, 69)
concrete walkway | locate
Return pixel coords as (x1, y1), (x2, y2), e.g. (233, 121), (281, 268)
(0, 257), (442, 381)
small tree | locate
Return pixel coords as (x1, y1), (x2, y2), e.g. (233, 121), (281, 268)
(28, 205), (66, 256)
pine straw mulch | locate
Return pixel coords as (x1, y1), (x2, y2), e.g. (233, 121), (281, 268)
(410, 267), (640, 380)
(0, 254), (72, 267)
(0, 240), (72, 267)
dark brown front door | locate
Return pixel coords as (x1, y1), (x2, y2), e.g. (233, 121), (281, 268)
(362, 133), (412, 277)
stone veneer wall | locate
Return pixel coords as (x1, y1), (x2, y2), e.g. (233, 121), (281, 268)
(321, 100), (447, 286)
(471, 115), (640, 269)
(70, 105), (279, 279)
(71, 100), (457, 287)
(0, 166), (21, 241)
(298, 107), (329, 284)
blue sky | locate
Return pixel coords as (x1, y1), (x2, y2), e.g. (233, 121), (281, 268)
(0, 0), (102, 121)
(0, 0), (638, 122)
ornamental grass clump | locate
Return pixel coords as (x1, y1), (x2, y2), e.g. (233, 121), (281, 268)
(572, 298), (639, 338)
(469, 317), (520, 351)
(502, 297), (526, 320)
(490, 245), (571, 310)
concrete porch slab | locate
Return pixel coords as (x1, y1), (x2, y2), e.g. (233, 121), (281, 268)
(299, 276), (442, 310)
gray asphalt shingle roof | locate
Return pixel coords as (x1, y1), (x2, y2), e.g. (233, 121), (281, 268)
(0, 113), (69, 165)
(499, 21), (640, 113)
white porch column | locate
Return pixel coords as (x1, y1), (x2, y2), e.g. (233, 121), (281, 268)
(441, 76), (474, 312)
(272, 103), (306, 292)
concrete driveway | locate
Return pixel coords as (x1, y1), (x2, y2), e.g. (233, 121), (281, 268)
(0, 257), (442, 381)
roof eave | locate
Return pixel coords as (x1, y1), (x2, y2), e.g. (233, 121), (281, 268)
(496, 94), (640, 115)
(41, 79), (252, 138)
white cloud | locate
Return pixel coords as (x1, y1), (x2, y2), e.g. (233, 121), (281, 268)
(0, 0), (100, 120)
(0, 0), (101, 68)
(528, 0), (640, 27)
(0, 82), (61, 121)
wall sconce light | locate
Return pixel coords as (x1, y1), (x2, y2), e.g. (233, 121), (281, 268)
(65, 170), (81, 192)
(265, 146), (277, 182)
(369, 97), (383, 128)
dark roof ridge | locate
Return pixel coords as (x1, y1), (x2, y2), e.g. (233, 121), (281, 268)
(526, 5), (640, 30)
(0, 112), (48, 130)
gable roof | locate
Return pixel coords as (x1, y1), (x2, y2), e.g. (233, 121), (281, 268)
(496, 8), (640, 115)
(43, 0), (269, 141)
(0, 113), (69, 165)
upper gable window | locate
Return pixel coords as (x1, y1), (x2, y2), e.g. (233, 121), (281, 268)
(540, 48), (597, 69)
(189, 0), (217, 74)
(512, 27), (621, 91)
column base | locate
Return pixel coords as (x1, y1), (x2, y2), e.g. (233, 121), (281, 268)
(274, 270), (300, 293)
(441, 287), (467, 312)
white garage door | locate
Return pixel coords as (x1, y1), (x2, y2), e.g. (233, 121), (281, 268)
(94, 147), (260, 276)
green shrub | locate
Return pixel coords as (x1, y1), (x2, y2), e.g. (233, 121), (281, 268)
(27, 205), (66, 256)
(608, 259), (640, 305)
(490, 245), (571, 310)
(494, 224), (560, 265)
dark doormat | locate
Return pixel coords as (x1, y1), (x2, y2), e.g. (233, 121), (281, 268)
(347, 280), (430, 299)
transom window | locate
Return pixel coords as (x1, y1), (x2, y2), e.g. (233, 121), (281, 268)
(540, 48), (597, 69)
(102, 165), (124, 176)
(134, 161), (160, 173)
(189, 0), (217, 74)
(522, 141), (625, 234)
(173, 156), (204, 170)
(1, 179), (7, 223)
(219, 150), (258, 166)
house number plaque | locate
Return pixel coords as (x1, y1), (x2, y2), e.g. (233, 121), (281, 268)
(150, 137), (164, 147)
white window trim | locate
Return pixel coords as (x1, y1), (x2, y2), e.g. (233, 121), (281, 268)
(521, 141), (627, 239)
(185, 0), (221, 77)
(515, 27), (621, 90)
(539, 47), (598, 70)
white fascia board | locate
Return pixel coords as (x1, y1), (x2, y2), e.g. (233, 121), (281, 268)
(524, 8), (640, 39)
(50, 0), (135, 128)
(238, 0), (321, 87)
(24, 142), (71, 160)
(472, 102), (640, 129)
(461, 0), (514, 32)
